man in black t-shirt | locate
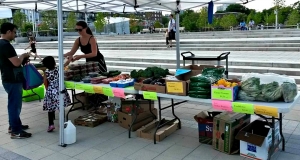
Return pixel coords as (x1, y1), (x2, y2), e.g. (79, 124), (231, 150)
(0, 22), (32, 139)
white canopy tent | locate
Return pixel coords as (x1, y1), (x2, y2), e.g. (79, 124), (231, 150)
(0, 8), (12, 19)
(0, 0), (252, 147)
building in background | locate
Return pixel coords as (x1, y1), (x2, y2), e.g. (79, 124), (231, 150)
(216, 4), (230, 11)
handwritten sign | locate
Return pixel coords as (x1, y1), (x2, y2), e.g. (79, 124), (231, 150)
(167, 82), (183, 93)
(143, 91), (158, 100)
(211, 88), (233, 101)
(232, 102), (254, 114)
(175, 69), (191, 76)
(102, 87), (114, 97)
(113, 88), (125, 98)
(64, 81), (75, 89)
(75, 83), (85, 90)
(93, 86), (103, 94)
(254, 105), (278, 118)
(212, 100), (232, 111)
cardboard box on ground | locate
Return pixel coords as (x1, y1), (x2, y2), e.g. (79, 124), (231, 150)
(166, 65), (223, 96)
(236, 119), (280, 160)
(136, 119), (179, 142)
(213, 112), (251, 154)
(194, 111), (222, 144)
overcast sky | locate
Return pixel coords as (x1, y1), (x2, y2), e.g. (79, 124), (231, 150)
(245, 0), (298, 11)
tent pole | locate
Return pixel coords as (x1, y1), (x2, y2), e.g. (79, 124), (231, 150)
(84, 4), (87, 23)
(57, 0), (66, 147)
(175, 12), (180, 69)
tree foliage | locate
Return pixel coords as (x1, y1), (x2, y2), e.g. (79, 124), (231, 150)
(94, 12), (106, 32)
(40, 10), (57, 29)
(153, 21), (162, 28)
(66, 12), (77, 31)
(197, 7), (208, 28)
(12, 10), (27, 31)
(161, 16), (169, 27)
(225, 4), (251, 15)
(220, 14), (238, 29)
(129, 14), (138, 33)
(286, 9), (300, 25)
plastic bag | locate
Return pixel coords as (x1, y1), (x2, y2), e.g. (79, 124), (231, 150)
(23, 64), (43, 90)
(242, 73), (295, 85)
(281, 82), (297, 102)
(241, 77), (261, 97)
(201, 67), (225, 82)
(238, 90), (256, 101)
(190, 75), (213, 83)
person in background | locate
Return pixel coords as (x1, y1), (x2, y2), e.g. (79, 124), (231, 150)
(168, 14), (176, 47)
(249, 19), (255, 30)
(165, 29), (169, 47)
(240, 21), (246, 31)
(24, 37), (42, 61)
(0, 22), (31, 139)
(41, 56), (71, 132)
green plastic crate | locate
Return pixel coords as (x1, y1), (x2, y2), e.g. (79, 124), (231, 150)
(22, 85), (45, 102)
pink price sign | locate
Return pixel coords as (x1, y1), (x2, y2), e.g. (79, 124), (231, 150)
(112, 88), (125, 98)
(212, 100), (233, 112)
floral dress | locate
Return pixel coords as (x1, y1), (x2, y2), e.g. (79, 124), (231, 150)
(43, 67), (71, 112)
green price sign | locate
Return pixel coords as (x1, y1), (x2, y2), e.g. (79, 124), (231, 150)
(143, 91), (158, 100)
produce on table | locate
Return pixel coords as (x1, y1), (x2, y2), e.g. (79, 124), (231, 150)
(82, 77), (91, 83)
(130, 67), (169, 79)
(201, 67), (225, 82)
(101, 70), (122, 77)
(141, 77), (166, 86)
(238, 73), (297, 102)
(91, 76), (107, 84)
(212, 78), (239, 87)
(189, 75), (213, 99)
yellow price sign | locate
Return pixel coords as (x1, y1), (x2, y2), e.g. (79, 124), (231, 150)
(64, 81), (75, 89)
(143, 91), (158, 100)
(93, 86), (103, 94)
(167, 82), (183, 93)
(254, 105), (278, 118)
(232, 102), (254, 114)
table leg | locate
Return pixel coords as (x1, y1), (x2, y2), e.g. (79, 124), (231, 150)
(154, 97), (163, 144)
(66, 89), (84, 121)
(279, 113), (285, 151)
(171, 99), (181, 129)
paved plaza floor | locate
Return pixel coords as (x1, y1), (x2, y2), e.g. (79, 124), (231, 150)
(0, 86), (299, 160)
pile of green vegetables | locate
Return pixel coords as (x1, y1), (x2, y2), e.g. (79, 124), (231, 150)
(238, 77), (297, 102)
(189, 67), (225, 99)
(100, 70), (121, 77)
(130, 67), (169, 79)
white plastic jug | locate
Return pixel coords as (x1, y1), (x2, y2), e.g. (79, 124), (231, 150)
(64, 120), (76, 144)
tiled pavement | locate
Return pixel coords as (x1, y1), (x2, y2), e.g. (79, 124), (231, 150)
(0, 87), (299, 160)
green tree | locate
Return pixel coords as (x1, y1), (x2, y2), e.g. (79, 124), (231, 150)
(247, 10), (255, 23)
(13, 10), (27, 31)
(161, 16), (169, 27)
(286, 9), (300, 25)
(94, 12), (106, 32)
(253, 12), (263, 24)
(66, 12), (77, 31)
(129, 14), (138, 33)
(197, 7), (208, 29)
(40, 10), (57, 29)
(153, 21), (162, 28)
(225, 4), (251, 15)
(0, 19), (9, 26)
(264, 12), (276, 25)
(220, 14), (238, 29)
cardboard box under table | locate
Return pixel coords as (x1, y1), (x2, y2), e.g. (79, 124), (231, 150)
(213, 112), (251, 154)
(121, 99), (154, 114)
(74, 113), (107, 128)
(166, 65), (222, 96)
(194, 111), (222, 144)
(136, 119), (179, 142)
(118, 108), (157, 131)
(236, 119), (280, 160)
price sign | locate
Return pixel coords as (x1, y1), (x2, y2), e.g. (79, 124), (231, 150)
(113, 88), (125, 98)
(84, 85), (94, 93)
(64, 81), (75, 89)
(167, 82), (183, 93)
(254, 105), (278, 118)
(232, 102), (254, 114)
(212, 100), (232, 111)
(143, 91), (158, 100)
(102, 87), (114, 97)
(93, 86), (103, 94)
(211, 88), (233, 101)
(75, 83), (85, 90)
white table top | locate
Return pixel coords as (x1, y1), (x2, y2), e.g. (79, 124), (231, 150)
(70, 81), (300, 114)
(139, 91), (300, 113)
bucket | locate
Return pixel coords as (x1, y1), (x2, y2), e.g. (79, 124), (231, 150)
(64, 120), (76, 144)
